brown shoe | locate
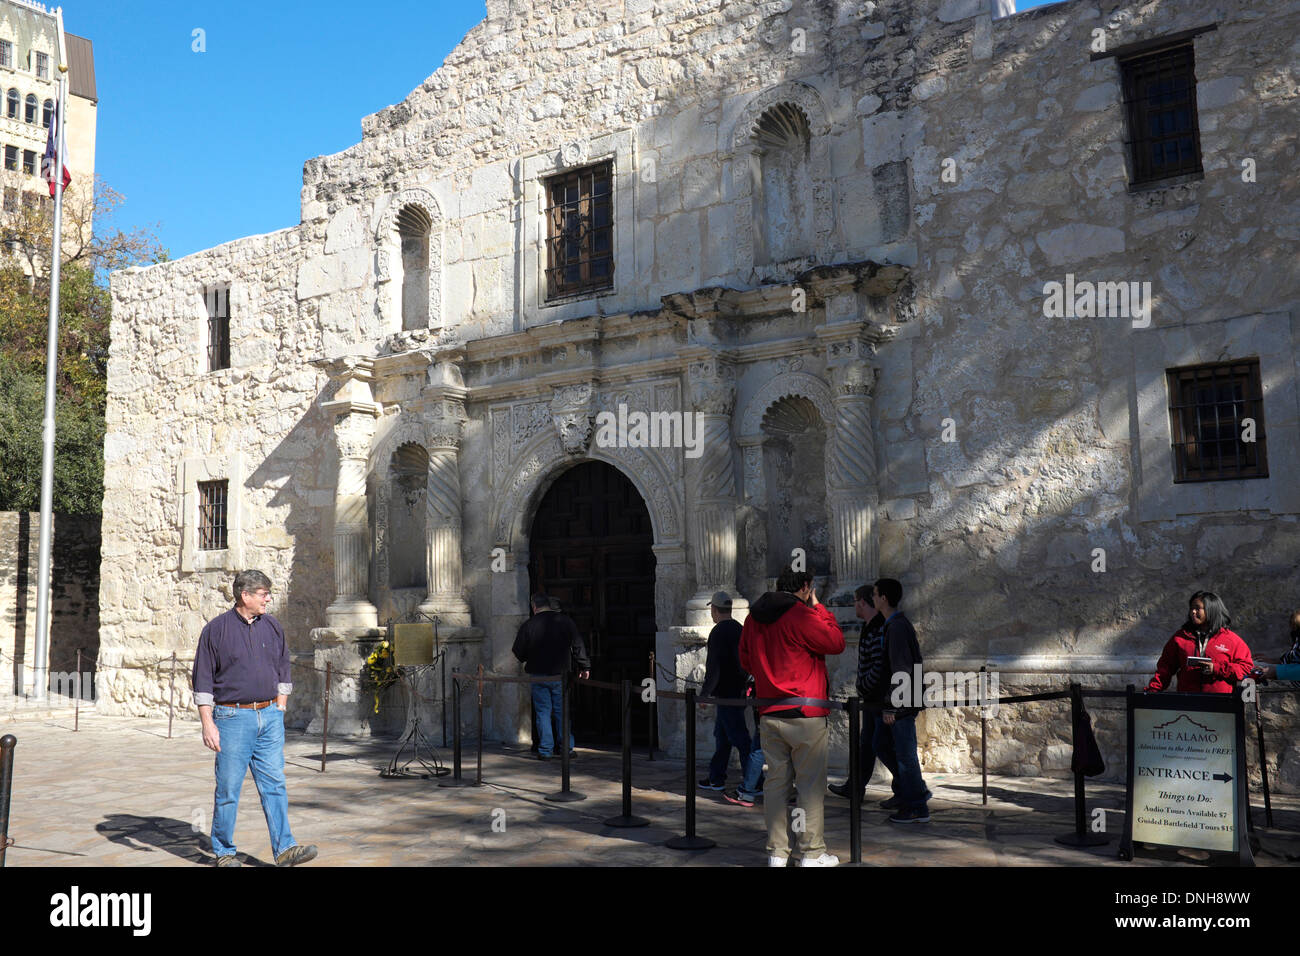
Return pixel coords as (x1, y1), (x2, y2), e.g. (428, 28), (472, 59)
(274, 844), (318, 867)
(215, 854), (241, 867)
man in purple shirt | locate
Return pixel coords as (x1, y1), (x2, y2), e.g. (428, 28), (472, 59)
(193, 569), (317, 867)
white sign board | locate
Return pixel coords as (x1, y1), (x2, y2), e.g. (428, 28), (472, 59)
(1130, 708), (1237, 852)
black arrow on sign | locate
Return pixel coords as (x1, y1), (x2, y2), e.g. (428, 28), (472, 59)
(1213, 772), (1233, 783)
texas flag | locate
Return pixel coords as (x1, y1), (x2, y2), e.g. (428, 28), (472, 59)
(41, 101), (71, 198)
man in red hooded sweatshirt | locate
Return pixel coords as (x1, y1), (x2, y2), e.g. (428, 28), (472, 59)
(739, 566), (845, 867)
(1147, 590), (1252, 694)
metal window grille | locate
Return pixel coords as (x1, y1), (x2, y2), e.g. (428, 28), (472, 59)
(198, 480), (229, 551)
(1121, 44), (1203, 186)
(0, 43), (11, 69)
(1167, 361), (1267, 482)
(35, 52), (47, 79)
(544, 162), (614, 300)
(206, 287), (231, 372)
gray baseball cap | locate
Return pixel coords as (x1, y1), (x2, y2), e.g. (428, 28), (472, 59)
(707, 591), (733, 610)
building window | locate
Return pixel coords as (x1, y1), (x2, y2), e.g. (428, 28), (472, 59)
(205, 287), (231, 372)
(21, 191), (34, 210)
(22, 149), (34, 175)
(0, 42), (11, 69)
(24, 93), (35, 124)
(1167, 360), (1267, 482)
(197, 480), (229, 551)
(42, 98), (51, 128)
(6, 89), (16, 119)
(544, 161), (614, 300)
(3, 188), (14, 212)
(1121, 44), (1203, 187)
(4, 145), (15, 171)
(35, 52), (48, 79)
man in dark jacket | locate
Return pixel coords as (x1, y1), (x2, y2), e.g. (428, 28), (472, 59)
(699, 591), (764, 806)
(829, 583), (887, 801)
(871, 577), (930, 823)
(512, 593), (591, 758)
(740, 567), (845, 867)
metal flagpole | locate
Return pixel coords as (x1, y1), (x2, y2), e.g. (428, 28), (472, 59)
(31, 6), (69, 701)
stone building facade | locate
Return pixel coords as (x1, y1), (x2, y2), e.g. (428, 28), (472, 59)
(103, 0), (1300, 787)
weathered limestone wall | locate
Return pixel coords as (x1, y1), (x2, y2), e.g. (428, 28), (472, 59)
(0, 512), (100, 697)
(102, 227), (335, 726)
(100, 0), (1300, 787)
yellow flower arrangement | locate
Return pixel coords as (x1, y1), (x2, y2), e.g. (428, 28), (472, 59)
(363, 640), (399, 713)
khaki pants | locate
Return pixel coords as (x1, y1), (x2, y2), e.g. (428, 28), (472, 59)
(759, 715), (829, 860)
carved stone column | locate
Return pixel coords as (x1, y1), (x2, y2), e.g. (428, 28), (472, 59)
(419, 359), (471, 626)
(321, 360), (381, 628)
(684, 350), (747, 621)
(822, 329), (880, 601)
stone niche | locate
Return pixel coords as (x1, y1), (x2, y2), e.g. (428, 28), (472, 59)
(754, 103), (815, 265)
(761, 395), (830, 576)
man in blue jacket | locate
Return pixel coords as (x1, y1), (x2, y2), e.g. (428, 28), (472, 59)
(193, 570), (317, 867)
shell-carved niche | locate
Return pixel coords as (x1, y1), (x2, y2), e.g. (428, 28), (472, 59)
(730, 82), (833, 277)
(375, 188), (444, 332)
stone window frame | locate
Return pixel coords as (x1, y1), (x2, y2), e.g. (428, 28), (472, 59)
(519, 128), (634, 325)
(1118, 43), (1204, 189)
(542, 160), (615, 301)
(178, 452), (246, 573)
(204, 284), (231, 372)
(1166, 359), (1267, 483)
(1134, 311), (1300, 522)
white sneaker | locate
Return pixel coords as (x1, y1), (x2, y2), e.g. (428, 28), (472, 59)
(767, 855), (789, 867)
(798, 853), (840, 867)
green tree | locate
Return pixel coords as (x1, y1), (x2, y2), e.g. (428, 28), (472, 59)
(0, 176), (166, 513)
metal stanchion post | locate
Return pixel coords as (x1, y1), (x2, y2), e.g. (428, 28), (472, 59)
(548, 673), (586, 802)
(847, 696), (862, 865)
(74, 650), (81, 733)
(605, 679), (650, 826)
(440, 678), (475, 787)
(1055, 682), (1108, 847)
(667, 688), (715, 850)
(320, 661), (331, 774)
(476, 664), (484, 787)
(1254, 694), (1273, 828)
(980, 665), (987, 806)
(648, 651), (656, 761)
(167, 651), (177, 739)
(0, 734), (14, 868)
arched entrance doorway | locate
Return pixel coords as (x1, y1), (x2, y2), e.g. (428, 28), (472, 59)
(528, 460), (656, 744)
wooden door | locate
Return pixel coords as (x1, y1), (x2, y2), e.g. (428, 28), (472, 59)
(529, 462), (656, 743)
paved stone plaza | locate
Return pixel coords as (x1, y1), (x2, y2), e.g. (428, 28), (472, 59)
(3, 711), (1297, 867)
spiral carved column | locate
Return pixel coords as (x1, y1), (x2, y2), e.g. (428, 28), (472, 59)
(826, 351), (879, 600)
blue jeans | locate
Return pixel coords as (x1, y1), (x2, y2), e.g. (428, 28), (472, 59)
(709, 706), (764, 795)
(211, 704), (296, 859)
(530, 681), (573, 757)
(873, 713), (927, 811)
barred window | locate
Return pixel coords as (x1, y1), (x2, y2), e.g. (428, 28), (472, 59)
(1121, 44), (1203, 187)
(35, 52), (48, 79)
(198, 480), (229, 550)
(0, 42), (11, 69)
(544, 161), (614, 300)
(1167, 361), (1267, 482)
(206, 286), (230, 372)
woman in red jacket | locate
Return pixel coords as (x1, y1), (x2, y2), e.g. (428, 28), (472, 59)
(1147, 590), (1253, 693)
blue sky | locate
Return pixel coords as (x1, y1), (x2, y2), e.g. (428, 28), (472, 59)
(73, 0), (1059, 261)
